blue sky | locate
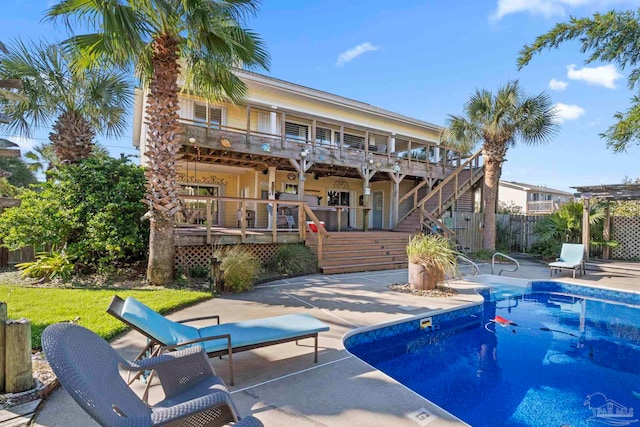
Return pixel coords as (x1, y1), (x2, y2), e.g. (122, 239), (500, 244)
(3, 0), (640, 191)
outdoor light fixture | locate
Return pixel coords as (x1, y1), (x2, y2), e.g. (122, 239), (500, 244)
(188, 137), (196, 143)
(220, 138), (232, 148)
(369, 158), (374, 165)
(300, 148), (309, 158)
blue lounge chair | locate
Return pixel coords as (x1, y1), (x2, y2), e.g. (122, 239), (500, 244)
(107, 295), (329, 386)
(549, 243), (586, 278)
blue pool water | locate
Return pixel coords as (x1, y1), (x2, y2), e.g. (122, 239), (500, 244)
(345, 282), (640, 426)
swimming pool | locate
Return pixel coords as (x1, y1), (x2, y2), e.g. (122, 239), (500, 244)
(345, 277), (640, 426)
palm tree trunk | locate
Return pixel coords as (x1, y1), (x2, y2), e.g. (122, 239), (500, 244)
(144, 34), (181, 285)
(49, 110), (95, 163)
(482, 155), (500, 251)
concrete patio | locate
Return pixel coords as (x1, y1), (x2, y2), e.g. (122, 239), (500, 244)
(34, 260), (640, 426)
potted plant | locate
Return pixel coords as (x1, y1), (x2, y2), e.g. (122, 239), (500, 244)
(406, 234), (458, 290)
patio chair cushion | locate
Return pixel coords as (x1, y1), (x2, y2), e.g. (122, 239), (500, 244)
(121, 297), (200, 346)
(198, 314), (330, 353)
(548, 261), (581, 269)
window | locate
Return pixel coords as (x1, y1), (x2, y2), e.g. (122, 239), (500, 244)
(316, 127), (332, 145)
(343, 133), (365, 148)
(194, 103), (222, 128)
(327, 190), (350, 206)
(179, 185), (221, 224)
(285, 122), (309, 142)
(284, 183), (298, 194)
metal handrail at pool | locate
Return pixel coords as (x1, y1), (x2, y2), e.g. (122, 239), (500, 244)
(491, 252), (520, 275)
(456, 254), (479, 277)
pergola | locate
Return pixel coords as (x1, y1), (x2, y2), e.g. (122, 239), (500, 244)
(572, 183), (640, 260)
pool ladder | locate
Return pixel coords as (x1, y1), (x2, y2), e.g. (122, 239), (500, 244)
(491, 252), (520, 276)
(456, 254), (480, 277)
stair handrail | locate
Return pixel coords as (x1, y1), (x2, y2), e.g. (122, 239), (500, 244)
(420, 208), (454, 237)
(456, 254), (480, 277)
(398, 149), (483, 224)
(491, 252), (520, 276)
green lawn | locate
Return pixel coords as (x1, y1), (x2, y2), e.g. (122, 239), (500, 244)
(0, 285), (212, 349)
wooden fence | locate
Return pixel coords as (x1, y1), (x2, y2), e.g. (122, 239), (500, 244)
(450, 212), (546, 253)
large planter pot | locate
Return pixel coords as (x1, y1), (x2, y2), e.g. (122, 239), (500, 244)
(408, 261), (443, 290)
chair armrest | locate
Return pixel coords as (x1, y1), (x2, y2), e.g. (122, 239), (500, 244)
(555, 258), (561, 262)
(150, 389), (239, 426)
(177, 315), (220, 325)
(120, 346), (206, 373)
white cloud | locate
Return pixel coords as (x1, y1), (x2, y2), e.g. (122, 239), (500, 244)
(336, 42), (379, 67)
(491, 0), (588, 20)
(553, 102), (585, 123)
(549, 78), (568, 91)
(566, 64), (622, 89)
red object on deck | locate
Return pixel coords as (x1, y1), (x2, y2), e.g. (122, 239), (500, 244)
(306, 221), (325, 232)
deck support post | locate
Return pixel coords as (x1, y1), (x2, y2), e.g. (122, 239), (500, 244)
(268, 167), (276, 229)
(289, 158), (314, 201)
(388, 172), (406, 229)
(358, 166), (376, 231)
(582, 196), (591, 261)
(603, 203), (611, 260)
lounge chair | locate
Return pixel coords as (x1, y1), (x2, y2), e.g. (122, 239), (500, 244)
(41, 322), (263, 427)
(107, 295), (330, 385)
(549, 243), (586, 278)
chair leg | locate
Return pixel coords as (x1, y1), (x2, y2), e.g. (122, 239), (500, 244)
(314, 334), (318, 363)
(573, 269), (576, 279)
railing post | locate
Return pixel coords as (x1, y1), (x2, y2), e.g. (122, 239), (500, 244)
(245, 105), (251, 142)
(206, 200), (212, 244)
(240, 200), (246, 243)
(317, 233), (323, 263)
(281, 111), (286, 148)
(299, 202), (306, 241)
(272, 201), (278, 243)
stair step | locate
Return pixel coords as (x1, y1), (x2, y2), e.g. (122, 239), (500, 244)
(321, 260), (407, 275)
(322, 247), (407, 258)
(320, 254), (407, 266)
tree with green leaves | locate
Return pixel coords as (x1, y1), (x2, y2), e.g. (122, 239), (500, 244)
(0, 157), (37, 188)
(0, 156), (148, 267)
(518, 9), (640, 152)
(0, 40), (132, 163)
(46, 0), (269, 285)
(442, 81), (557, 250)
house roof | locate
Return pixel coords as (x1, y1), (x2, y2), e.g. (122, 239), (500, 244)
(500, 180), (574, 196)
(235, 69), (445, 134)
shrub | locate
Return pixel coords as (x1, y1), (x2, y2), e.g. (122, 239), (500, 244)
(219, 246), (260, 292)
(528, 240), (562, 259)
(17, 251), (74, 281)
(0, 156), (148, 269)
(267, 244), (317, 275)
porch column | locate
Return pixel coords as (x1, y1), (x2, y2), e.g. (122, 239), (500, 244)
(581, 195), (591, 261)
(289, 158), (315, 201)
(268, 166), (276, 229)
(388, 172), (406, 229)
(270, 111), (278, 135)
(603, 203), (611, 260)
(358, 165), (376, 231)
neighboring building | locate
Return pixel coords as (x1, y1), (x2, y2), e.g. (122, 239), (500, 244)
(132, 70), (484, 272)
(499, 180), (573, 214)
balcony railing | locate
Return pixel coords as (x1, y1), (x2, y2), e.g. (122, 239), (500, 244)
(526, 200), (559, 213)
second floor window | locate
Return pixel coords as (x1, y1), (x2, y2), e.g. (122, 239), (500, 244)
(285, 122), (309, 142)
(194, 104), (222, 128)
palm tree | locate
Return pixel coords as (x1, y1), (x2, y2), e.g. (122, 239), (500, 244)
(442, 81), (557, 250)
(25, 143), (58, 178)
(46, 0), (269, 285)
(0, 40), (132, 163)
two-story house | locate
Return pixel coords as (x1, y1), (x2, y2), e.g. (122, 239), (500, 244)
(133, 70), (484, 273)
(499, 180), (574, 214)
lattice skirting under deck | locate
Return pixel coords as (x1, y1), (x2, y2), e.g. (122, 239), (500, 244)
(176, 244), (283, 269)
(611, 216), (640, 260)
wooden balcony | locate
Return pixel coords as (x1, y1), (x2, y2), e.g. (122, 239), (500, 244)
(178, 114), (466, 180)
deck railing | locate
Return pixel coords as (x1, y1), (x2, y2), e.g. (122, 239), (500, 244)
(177, 111), (466, 172)
(526, 200), (558, 213)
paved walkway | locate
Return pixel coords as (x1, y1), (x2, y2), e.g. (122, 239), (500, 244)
(34, 261), (639, 426)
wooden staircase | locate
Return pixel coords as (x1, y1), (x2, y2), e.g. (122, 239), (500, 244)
(396, 149), (484, 234)
(306, 231), (413, 274)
